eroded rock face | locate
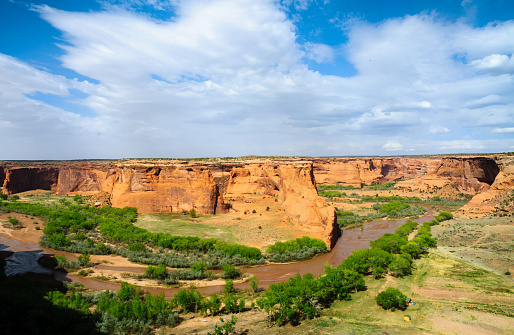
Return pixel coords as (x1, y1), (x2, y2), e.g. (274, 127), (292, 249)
(312, 158), (437, 186)
(109, 166), (225, 214)
(57, 165), (225, 214)
(396, 157), (500, 194)
(226, 163), (338, 248)
(460, 157), (514, 214)
(57, 167), (107, 195)
(2, 167), (59, 194)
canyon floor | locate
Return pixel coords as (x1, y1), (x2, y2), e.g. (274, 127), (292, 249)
(1, 189), (513, 334)
(1, 153), (514, 334)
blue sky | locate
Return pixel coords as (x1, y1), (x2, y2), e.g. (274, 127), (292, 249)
(1, 0), (513, 159)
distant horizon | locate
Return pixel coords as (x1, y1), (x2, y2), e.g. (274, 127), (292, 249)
(1, 151), (510, 163)
(1, 0), (513, 159)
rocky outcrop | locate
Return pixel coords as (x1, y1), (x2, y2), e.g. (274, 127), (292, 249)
(109, 166), (225, 214)
(57, 165), (225, 215)
(396, 157), (499, 194)
(1, 167), (59, 194)
(312, 158), (438, 186)
(57, 167), (107, 195)
(226, 163), (338, 248)
(0, 167), (5, 190)
(460, 157), (514, 214)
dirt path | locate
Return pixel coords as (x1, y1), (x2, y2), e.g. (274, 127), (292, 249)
(378, 274), (394, 292)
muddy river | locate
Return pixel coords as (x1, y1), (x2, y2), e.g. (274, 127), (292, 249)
(0, 208), (434, 298)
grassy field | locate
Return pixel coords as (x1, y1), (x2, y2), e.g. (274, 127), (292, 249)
(432, 216), (514, 276)
(135, 212), (238, 243)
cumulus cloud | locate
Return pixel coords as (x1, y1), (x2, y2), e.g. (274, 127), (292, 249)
(471, 54), (514, 74)
(303, 43), (334, 63)
(2, 2), (514, 159)
(492, 127), (514, 133)
(382, 140), (404, 151)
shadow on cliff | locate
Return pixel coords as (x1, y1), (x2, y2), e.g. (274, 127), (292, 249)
(0, 244), (100, 335)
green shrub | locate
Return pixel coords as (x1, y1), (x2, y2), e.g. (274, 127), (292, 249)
(375, 287), (406, 310)
(207, 316), (237, 335)
(220, 264), (241, 279)
(128, 243), (147, 252)
(174, 285), (202, 313)
(145, 264), (168, 280)
(224, 279), (234, 293)
(8, 218), (20, 225)
(249, 275), (259, 293)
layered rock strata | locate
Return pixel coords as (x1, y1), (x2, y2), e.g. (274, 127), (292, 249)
(396, 157), (500, 194)
(225, 163), (338, 248)
(312, 157), (438, 186)
(56, 166), (225, 215)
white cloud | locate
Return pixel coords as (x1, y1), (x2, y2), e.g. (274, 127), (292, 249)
(419, 101), (432, 108)
(3, 4), (514, 158)
(382, 140), (404, 151)
(303, 43), (334, 63)
(429, 126), (450, 134)
(492, 127), (514, 133)
(439, 140), (486, 150)
(471, 54), (514, 74)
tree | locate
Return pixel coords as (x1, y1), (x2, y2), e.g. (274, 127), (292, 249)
(388, 256), (412, 277)
(375, 287), (406, 310)
(224, 279), (234, 293)
(370, 233), (407, 254)
(221, 264), (241, 279)
(400, 242), (423, 259)
(77, 252), (91, 267)
(249, 275), (259, 293)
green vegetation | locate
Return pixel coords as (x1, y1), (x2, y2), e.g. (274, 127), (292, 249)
(96, 282), (178, 333)
(335, 201), (426, 230)
(208, 316), (237, 335)
(255, 215), (440, 327)
(375, 287), (407, 310)
(265, 236), (328, 262)
(0, 199), (263, 268)
(317, 184), (357, 191)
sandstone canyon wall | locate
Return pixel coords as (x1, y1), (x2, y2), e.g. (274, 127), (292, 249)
(225, 162), (338, 248)
(312, 157), (438, 186)
(396, 157), (500, 194)
(460, 156), (514, 214)
(1, 167), (59, 194)
(56, 165), (225, 215)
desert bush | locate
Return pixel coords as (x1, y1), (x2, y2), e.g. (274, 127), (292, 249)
(375, 287), (406, 310)
(173, 285), (202, 313)
(220, 264), (241, 279)
(249, 275), (259, 293)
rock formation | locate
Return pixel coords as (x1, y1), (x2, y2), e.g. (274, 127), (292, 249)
(312, 157), (438, 186)
(460, 156), (514, 214)
(1, 167), (59, 194)
(57, 165), (226, 215)
(396, 157), (499, 194)
(225, 162), (338, 248)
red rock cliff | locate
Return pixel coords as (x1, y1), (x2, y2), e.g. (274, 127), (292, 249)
(312, 157), (438, 186)
(56, 165), (225, 215)
(225, 162), (338, 248)
(396, 157), (499, 194)
(460, 156), (513, 214)
(2, 167), (59, 194)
